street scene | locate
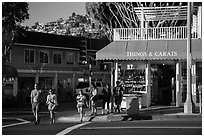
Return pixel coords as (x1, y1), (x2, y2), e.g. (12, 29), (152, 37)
(2, 2), (202, 135)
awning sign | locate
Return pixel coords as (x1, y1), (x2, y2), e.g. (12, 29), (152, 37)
(96, 39), (201, 60)
(127, 51), (177, 57)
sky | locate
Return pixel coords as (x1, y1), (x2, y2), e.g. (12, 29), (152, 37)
(22, 2), (86, 26)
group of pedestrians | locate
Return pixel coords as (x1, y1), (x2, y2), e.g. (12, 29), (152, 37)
(102, 81), (124, 114)
(30, 81), (124, 124)
(76, 81), (124, 122)
(30, 83), (58, 125)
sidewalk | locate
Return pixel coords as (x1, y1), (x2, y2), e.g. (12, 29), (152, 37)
(56, 105), (202, 123)
(3, 102), (202, 123)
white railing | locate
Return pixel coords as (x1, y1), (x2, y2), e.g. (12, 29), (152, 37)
(113, 26), (201, 41)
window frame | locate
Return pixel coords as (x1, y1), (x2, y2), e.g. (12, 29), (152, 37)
(39, 50), (49, 64)
(65, 51), (75, 65)
(53, 51), (63, 64)
(24, 49), (35, 63)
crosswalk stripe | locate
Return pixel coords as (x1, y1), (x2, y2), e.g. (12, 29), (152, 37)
(56, 122), (91, 135)
(2, 118), (31, 128)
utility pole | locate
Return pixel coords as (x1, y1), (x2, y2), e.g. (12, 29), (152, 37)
(184, 2), (193, 114)
(89, 62), (92, 88)
(88, 56), (92, 109)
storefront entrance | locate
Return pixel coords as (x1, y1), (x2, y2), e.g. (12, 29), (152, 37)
(96, 39), (202, 108)
(151, 64), (175, 106)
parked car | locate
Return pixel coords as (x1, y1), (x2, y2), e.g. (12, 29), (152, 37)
(75, 81), (104, 100)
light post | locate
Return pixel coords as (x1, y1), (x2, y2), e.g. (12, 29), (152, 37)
(184, 2), (193, 114)
(88, 56), (93, 109)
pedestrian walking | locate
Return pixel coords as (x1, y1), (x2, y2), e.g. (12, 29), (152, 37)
(46, 89), (58, 124)
(113, 81), (123, 114)
(90, 83), (98, 116)
(30, 83), (42, 125)
(76, 90), (87, 122)
(102, 83), (111, 114)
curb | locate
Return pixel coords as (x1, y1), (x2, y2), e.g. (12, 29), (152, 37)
(152, 113), (202, 120)
(55, 112), (202, 123)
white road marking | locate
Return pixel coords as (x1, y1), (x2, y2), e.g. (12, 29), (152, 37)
(2, 118), (31, 128)
(56, 122), (91, 135)
(3, 111), (49, 114)
(80, 126), (202, 130)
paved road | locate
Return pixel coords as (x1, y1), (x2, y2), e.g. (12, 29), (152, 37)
(69, 120), (202, 135)
(2, 102), (202, 135)
(2, 122), (77, 135)
(2, 119), (201, 135)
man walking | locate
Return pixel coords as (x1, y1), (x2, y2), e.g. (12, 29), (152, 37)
(113, 81), (123, 114)
(31, 83), (42, 125)
(90, 83), (98, 116)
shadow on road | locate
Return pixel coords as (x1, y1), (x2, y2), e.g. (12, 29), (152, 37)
(121, 115), (153, 121)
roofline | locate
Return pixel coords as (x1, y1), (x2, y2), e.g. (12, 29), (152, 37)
(13, 42), (98, 52)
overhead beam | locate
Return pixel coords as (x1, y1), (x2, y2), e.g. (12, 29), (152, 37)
(134, 6), (188, 21)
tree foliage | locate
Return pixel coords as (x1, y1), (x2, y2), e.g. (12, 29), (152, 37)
(2, 2), (29, 63)
(85, 2), (202, 41)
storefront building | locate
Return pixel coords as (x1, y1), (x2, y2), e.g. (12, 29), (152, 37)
(96, 4), (202, 108)
(96, 39), (202, 108)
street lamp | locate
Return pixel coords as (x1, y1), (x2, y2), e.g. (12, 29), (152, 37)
(184, 2), (193, 114)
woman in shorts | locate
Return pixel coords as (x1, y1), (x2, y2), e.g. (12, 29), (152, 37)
(46, 89), (58, 124)
(76, 90), (87, 122)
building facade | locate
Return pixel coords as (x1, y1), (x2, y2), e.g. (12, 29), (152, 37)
(3, 31), (110, 104)
(96, 5), (202, 108)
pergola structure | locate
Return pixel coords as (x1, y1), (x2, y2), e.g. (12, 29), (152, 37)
(134, 5), (188, 21)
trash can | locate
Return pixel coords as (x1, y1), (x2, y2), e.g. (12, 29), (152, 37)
(125, 95), (139, 115)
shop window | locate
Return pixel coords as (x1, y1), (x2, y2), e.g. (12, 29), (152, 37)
(65, 52), (74, 64)
(40, 50), (49, 63)
(120, 63), (146, 94)
(124, 69), (146, 93)
(53, 51), (62, 64)
(24, 49), (35, 63)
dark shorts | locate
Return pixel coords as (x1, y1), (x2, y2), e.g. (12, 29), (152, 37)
(115, 97), (122, 105)
(91, 96), (98, 103)
(32, 102), (41, 112)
